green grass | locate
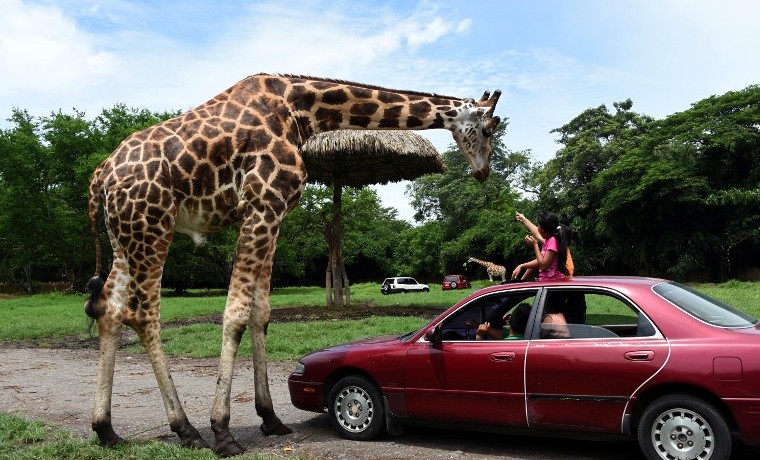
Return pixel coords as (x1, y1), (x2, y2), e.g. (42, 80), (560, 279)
(690, 280), (760, 312)
(0, 281), (480, 341)
(127, 316), (428, 360)
(0, 280), (757, 346)
(0, 413), (290, 460)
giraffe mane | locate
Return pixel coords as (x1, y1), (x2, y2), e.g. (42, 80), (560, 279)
(259, 72), (463, 101)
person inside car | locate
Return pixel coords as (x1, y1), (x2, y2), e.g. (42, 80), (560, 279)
(475, 303), (531, 340)
(541, 298), (570, 339)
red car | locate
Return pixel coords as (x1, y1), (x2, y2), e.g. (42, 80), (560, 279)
(441, 274), (471, 290)
(288, 277), (760, 460)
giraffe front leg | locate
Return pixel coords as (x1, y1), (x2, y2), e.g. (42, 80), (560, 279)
(250, 314), (292, 436)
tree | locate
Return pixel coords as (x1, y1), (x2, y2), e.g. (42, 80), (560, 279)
(406, 122), (534, 278)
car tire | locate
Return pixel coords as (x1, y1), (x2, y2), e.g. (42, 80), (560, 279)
(450, 281), (457, 289)
(637, 394), (731, 460)
(423, 287), (429, 292)
(328, 375), (385, 441)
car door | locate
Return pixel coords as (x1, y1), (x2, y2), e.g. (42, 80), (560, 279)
(525, 287), (669, 433)
(403, 289), (539, 426)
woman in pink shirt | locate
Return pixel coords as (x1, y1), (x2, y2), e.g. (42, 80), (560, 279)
(512, 211), (572, 281)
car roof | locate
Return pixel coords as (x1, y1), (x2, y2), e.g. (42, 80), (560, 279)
(473, 276), (666, 296)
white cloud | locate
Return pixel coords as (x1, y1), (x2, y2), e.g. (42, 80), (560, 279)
(0, 0), (117, 97)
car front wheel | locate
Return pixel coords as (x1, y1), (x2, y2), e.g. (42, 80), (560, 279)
(638, 394), (731, 460)
(328, 375), (385, 441)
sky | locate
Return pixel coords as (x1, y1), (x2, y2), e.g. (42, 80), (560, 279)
(2, 0), (759, 221)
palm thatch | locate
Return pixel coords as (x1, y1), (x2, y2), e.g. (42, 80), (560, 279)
(300, 130), (445, 187)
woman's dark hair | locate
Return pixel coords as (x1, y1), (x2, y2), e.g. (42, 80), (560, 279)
(509, 303), (532, 334)
(537, 211), (572, 276)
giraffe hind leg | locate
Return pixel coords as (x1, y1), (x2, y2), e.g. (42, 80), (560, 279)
(125, 257), (208, 449)
(89, 252), (128, 448)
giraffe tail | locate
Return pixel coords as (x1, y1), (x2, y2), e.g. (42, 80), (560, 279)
(84, 170), (107, 322)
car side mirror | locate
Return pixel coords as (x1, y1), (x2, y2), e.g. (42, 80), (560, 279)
(425, 324), (442, 344)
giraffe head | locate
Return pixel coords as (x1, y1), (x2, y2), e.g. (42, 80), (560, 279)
(449, 90), (501, 182)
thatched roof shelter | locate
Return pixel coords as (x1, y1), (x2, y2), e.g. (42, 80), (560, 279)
(299, 129), (444, 306)
(300, 130), (445, 187)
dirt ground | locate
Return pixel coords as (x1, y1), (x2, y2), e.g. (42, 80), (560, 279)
(2, 305), (759, 459)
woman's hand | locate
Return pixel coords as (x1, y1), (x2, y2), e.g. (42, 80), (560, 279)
(524, 235), (538, 246)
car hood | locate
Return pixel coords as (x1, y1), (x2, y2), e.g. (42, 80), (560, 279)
(304, 334), (400, 356)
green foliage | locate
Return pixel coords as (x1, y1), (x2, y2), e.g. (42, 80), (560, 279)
(1, 85), (758, 290)
(0, 105), (177, 292)
(276, 185), (408, 285)
(529, 86), (760, 280)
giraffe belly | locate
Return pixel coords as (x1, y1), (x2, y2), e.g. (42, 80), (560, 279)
(174, 201), (235, 246)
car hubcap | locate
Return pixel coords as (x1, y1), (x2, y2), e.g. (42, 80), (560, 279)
(651, 408), (713, 460)
(334, 385), (373, 433)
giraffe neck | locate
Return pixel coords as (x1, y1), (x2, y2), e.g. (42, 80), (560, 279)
(469, 258), (489, 268)
(250, 74), (472, 138)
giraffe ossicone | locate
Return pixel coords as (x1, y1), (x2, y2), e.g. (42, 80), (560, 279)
(84, 74), (501, 456)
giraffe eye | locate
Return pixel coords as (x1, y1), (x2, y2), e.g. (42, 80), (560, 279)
(482, 128), (492, 137)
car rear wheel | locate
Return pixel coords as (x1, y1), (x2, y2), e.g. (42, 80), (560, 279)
(638, 394), (731, 460)
(328, 375), (385, 441)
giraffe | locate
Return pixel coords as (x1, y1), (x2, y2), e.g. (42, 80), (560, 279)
(466, 257), (507, 282)
(84, 73), (501, 456)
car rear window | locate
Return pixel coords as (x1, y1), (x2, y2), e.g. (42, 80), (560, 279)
(653, 282), (758, 328)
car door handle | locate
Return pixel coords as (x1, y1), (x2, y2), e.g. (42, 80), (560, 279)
(490, 352), (516, 362)
(624, 351), (655, 361)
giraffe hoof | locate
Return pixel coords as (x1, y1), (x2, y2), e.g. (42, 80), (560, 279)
(93, 422), (124, 448)
(181, 435), (210, 450)
(260, 421), (293, 436)
(99, 434), (124, 448)
(213, 438), (245, 457)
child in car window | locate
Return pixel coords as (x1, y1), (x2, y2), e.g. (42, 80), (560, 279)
(476, 303), (531, 340)
(512, 211), (572, 281)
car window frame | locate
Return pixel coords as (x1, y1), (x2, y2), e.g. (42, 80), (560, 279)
(529, 286), (663, 341)
(425, 287), (542, 342)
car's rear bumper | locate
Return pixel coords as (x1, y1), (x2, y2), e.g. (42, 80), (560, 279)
(288, 374), (325, 413)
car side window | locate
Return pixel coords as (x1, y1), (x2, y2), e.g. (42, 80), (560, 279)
(439, 290), (539, 341)
(539, 290), (657, 339)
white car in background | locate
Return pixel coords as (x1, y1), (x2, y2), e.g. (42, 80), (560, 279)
(380, 277), (430, 294)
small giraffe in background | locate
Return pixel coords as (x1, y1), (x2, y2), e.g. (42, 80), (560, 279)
(84, 73), (501, 456)
(466, 257), (507, 282)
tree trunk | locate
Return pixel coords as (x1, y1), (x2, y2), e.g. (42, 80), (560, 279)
(324, 182), (350, 306)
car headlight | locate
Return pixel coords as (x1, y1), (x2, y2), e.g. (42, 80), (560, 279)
(293, 361), (305, 374)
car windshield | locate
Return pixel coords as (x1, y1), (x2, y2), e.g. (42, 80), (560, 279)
(653, 282), (758, 328)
